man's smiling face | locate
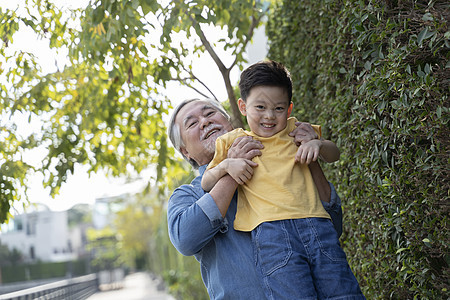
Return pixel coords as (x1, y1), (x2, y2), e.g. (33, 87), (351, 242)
(176, 100), (233, 167)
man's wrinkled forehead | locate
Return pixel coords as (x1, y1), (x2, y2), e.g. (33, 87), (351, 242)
(179, 102), (217, 127)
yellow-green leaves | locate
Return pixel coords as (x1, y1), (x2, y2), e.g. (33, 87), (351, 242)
(1, 0), (266, 224)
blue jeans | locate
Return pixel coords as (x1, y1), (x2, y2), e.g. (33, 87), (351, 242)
(252, 218), (365, 300)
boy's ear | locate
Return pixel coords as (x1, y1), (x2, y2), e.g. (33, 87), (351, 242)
(238, 98), (247, 116)
(287, 102), (293, 117)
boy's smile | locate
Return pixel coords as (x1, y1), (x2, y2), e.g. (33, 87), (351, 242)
(238, 86), (292, 138)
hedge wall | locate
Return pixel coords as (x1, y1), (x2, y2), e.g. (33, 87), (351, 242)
(267, 1), (448, 298)
(1, 260), (85, 283)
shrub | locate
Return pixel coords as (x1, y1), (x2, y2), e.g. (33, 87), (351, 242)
(267, 1), (448, 298)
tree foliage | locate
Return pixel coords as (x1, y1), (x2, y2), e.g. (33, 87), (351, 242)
(0, 241), (23, 267)
(268, 0), (448, 298)
(0, 0), (266, 224)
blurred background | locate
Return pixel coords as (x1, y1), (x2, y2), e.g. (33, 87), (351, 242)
(0, 0), (448, 299)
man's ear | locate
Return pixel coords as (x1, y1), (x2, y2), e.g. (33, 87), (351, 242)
(238, 98), (247, 116)
(287, 102), (293, 117)
(180, 147), (190, 159)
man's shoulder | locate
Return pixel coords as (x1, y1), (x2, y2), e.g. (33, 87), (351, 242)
(171, 174), (202, 196)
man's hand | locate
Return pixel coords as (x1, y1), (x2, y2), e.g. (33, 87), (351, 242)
(289, 122), (319, 146)
(295, 139), (321, 164)
(223, 158), (257, 185)
(227, 136), (263, 160)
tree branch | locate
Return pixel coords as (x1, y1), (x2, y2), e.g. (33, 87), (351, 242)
(179, 64), (219, 100)
(189, 15), (228, 75)
(230, 6), (266, 70)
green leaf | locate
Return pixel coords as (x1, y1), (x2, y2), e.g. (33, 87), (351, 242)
(436, 106), (442, 118)
(422, 13), (433, 22)
(417, 28), (427, 45)
(396, 247), (408, 254)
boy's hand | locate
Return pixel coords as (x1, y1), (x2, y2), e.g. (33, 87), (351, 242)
(289, 122), (319, 146)
(224, 158), (257, 185)
(295, 139), (321, 164)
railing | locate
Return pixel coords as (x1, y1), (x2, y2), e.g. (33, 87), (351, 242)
(0, 274), (98, 300)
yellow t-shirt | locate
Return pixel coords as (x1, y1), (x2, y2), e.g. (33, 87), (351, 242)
(207, 117), (331, 231)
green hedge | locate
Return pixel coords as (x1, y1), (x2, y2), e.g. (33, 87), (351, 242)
(149, 211), (208, 300)
(267, 1), (448, 298)
(2, 262), (66, 283)
(1, 259), (91, 283)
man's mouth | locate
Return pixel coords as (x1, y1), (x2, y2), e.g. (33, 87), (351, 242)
(202, 126), (222, 140)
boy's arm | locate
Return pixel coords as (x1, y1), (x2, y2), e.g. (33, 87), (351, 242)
(202, 158), (258, 191)
(201, 163), (229, 192)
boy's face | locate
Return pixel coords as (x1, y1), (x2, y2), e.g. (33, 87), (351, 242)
(238, 86), (292, 137)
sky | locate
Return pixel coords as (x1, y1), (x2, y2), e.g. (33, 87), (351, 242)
(1, 0), (267, 213)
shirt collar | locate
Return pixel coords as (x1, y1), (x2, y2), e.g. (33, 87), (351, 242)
(199, 164), (208, 175)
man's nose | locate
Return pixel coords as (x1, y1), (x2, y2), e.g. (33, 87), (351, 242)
(199, 116), (212, 128)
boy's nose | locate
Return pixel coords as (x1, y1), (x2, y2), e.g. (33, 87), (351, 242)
(264, 109), (275, 119)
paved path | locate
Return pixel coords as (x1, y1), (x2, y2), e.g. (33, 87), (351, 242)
(87, 272), (175, 300)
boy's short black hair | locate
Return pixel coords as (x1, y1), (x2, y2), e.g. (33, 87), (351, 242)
(239, 60), (293, 102)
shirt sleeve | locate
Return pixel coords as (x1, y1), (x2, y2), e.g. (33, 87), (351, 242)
(311, 124), (322, 139)
(167, 185), (228, 256)
(321, 182), (343, 237)
(206, 136), (229, 170)
(287, 118), (322, 139)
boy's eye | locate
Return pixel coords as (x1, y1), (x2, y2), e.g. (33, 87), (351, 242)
(205, 110), (215, 117)
(256, 105), (265, 110)
(276, 107), (285, 111)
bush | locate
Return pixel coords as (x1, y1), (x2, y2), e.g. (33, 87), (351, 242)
(267, 1), (448, 298)
(149, 210), (208, 299)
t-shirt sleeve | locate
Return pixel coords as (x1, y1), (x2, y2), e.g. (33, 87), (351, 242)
(287, 117), (322, 139)
(206, 135), (229, 170)
(311, 124), (322, 139)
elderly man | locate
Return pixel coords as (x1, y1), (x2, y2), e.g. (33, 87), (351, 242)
(167, 98), (343, 299)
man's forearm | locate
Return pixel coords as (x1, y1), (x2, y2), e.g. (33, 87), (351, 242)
(209, 174), (239, 217)
(309, 161), (331, 203)
(319, 139), (340, 163)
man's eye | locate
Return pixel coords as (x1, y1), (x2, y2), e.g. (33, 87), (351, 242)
(187, 121), (197, 128)
(205, 111), (215, 117)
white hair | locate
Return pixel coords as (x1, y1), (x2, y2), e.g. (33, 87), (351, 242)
(167, 98), (230, 169)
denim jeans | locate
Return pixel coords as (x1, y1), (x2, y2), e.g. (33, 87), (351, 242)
(252, 218), (365, 300)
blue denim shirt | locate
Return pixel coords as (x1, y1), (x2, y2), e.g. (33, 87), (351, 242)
(167, 165), (343, 300)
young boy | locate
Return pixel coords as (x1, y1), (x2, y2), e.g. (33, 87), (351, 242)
(201, 60), (364, 299)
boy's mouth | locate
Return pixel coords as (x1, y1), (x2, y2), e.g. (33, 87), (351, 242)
(261, 123), (276, 128)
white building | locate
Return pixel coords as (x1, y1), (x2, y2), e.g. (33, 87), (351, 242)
(92, 194), (129, 229)
(0, 192), (132, 264)
(0, 204), (76, 263)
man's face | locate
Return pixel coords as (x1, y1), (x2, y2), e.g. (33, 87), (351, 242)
(176, 100), (233, 166)
(238, 86), (292, 137)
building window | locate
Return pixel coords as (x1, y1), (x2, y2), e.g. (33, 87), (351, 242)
(30, 246), (35, 260)
(26, 217), (37, 236)
(15, 218), (23, 231)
